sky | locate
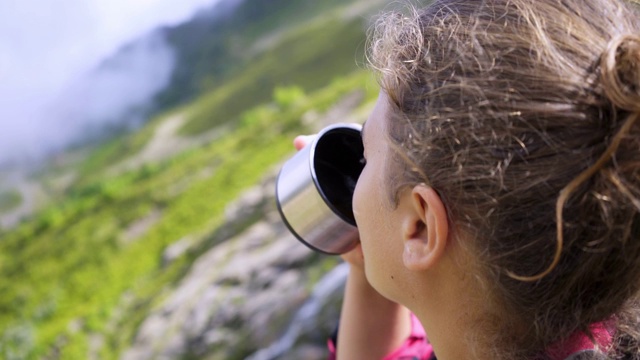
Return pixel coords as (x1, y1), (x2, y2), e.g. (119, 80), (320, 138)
(0, 0), (221, 165)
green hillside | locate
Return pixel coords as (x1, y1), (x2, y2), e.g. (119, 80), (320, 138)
(177, 14), (369, 136)
(0, 1), (385, 359)
(154, 0), (372, 117)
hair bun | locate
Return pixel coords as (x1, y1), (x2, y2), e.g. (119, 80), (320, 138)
(600, 33), (640, 113)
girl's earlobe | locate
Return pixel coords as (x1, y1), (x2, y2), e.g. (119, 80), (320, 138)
(402, 185), (449, 271)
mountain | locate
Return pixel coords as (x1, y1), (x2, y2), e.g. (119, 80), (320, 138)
(154, 0), (378, 134)
(155, 0), (353, 108)
(0, 0), (389, 359)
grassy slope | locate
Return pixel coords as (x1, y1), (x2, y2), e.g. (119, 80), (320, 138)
(0, 2), (385, 359)
(0, 1), (384, 359)
(155, 0), (361, 111)
(178, 14), (369, 136)
(0, 70), (378, 360)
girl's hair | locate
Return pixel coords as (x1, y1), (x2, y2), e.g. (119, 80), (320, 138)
(368, 0), (640, 358)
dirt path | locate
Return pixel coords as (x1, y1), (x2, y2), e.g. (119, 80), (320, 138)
(108, 113), (228, 175)
(0, 171), (46, 229)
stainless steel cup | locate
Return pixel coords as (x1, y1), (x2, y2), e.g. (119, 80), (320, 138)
(275, 123), (364, 255)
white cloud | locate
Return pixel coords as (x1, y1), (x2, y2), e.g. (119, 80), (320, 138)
(0, 0), (220, 164)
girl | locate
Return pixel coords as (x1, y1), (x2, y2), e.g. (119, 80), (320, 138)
(298, 0), (640, 358)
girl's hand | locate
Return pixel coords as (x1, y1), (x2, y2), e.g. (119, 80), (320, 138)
(293, 135), (315, 151)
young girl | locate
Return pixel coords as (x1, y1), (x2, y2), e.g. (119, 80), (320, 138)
(297, 0), (640, 358)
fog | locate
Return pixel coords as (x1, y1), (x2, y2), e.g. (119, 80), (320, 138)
(0, 0), (220, 165)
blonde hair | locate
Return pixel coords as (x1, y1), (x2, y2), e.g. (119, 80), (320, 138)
(368, 0), (640, 358)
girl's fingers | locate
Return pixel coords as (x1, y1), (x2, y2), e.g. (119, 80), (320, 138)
(293, 135), (316, 151)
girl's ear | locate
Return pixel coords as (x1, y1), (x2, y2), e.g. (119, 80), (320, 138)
(401, 185), (449, 271)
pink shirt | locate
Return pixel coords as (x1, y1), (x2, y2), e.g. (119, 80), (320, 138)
(327, 313), (434, 360)
(328, 314), (613, 360)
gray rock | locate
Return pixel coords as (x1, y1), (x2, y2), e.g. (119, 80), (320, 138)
(120, 157), (347, 360)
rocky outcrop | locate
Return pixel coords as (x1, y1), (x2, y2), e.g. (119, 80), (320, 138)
(120, 171), (346, 360)
(118, 86), (374, 360)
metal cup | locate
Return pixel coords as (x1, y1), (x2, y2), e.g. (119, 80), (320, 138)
(275, 123), (364, 255)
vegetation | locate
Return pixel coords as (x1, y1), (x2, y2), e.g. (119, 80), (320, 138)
(154, 0), (365, 111)
(0, 70), (378, 359)
(177, 13), (369, 135)
(0, 0), (386, 358)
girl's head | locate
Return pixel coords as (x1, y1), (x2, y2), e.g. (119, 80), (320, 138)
(364, 0), (640, 357)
